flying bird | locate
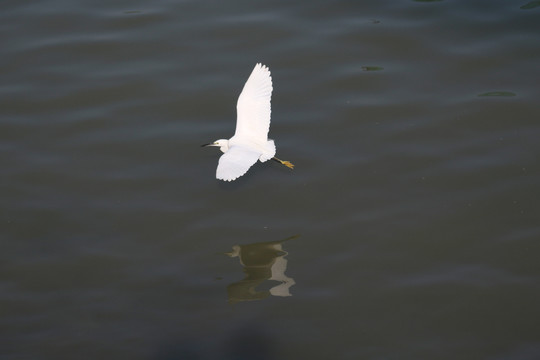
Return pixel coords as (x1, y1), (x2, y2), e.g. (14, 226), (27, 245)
(202, 63), (294, 181)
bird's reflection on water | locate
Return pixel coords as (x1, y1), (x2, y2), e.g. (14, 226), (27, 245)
(225, 235), (298, 304)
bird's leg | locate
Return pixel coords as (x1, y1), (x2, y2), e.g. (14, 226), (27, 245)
(272, 157), (294, 169)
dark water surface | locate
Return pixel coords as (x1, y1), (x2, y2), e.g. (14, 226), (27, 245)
(2, 0), (540, 359)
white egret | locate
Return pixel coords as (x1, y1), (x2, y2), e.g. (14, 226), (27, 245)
(202, 63), (294, 181)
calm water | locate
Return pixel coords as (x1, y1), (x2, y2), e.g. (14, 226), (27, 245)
(2, 0), (540, 359)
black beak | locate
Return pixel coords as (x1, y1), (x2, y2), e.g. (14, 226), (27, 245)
(201, 143), (211, 147)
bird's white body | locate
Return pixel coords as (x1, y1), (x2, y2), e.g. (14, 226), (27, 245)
(205, 63), (277, 181)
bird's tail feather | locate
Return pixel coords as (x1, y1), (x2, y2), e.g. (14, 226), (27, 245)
(259, 139), (276, 162)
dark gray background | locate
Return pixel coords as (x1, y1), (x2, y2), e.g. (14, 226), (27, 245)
(2, 0), (540, 359)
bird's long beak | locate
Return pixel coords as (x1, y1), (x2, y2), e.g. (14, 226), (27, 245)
(201, 143), (212, 147)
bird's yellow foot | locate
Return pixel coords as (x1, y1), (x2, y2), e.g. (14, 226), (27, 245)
(273, 157), (294, 169)
(281, 160), (294, 169)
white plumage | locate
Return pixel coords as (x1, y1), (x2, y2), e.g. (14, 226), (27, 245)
(216, 145), (261, 181)
(202, 63), (293, 181)
(235, 63), (273, 144)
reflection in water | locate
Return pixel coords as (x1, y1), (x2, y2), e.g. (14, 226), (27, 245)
(225, 235), (298, 304)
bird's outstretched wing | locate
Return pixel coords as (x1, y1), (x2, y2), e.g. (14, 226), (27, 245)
(216, 146), (260, 181)
(235, 63), (273, 143)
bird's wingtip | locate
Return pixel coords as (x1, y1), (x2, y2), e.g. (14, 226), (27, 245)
(217, 176), (238, 182)
(254, 62), (269, 72)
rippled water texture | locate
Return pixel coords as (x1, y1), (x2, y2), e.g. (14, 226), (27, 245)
(2, 0), (540, 359)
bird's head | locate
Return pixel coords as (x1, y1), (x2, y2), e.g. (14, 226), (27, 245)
(201, 139), (229, 153)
